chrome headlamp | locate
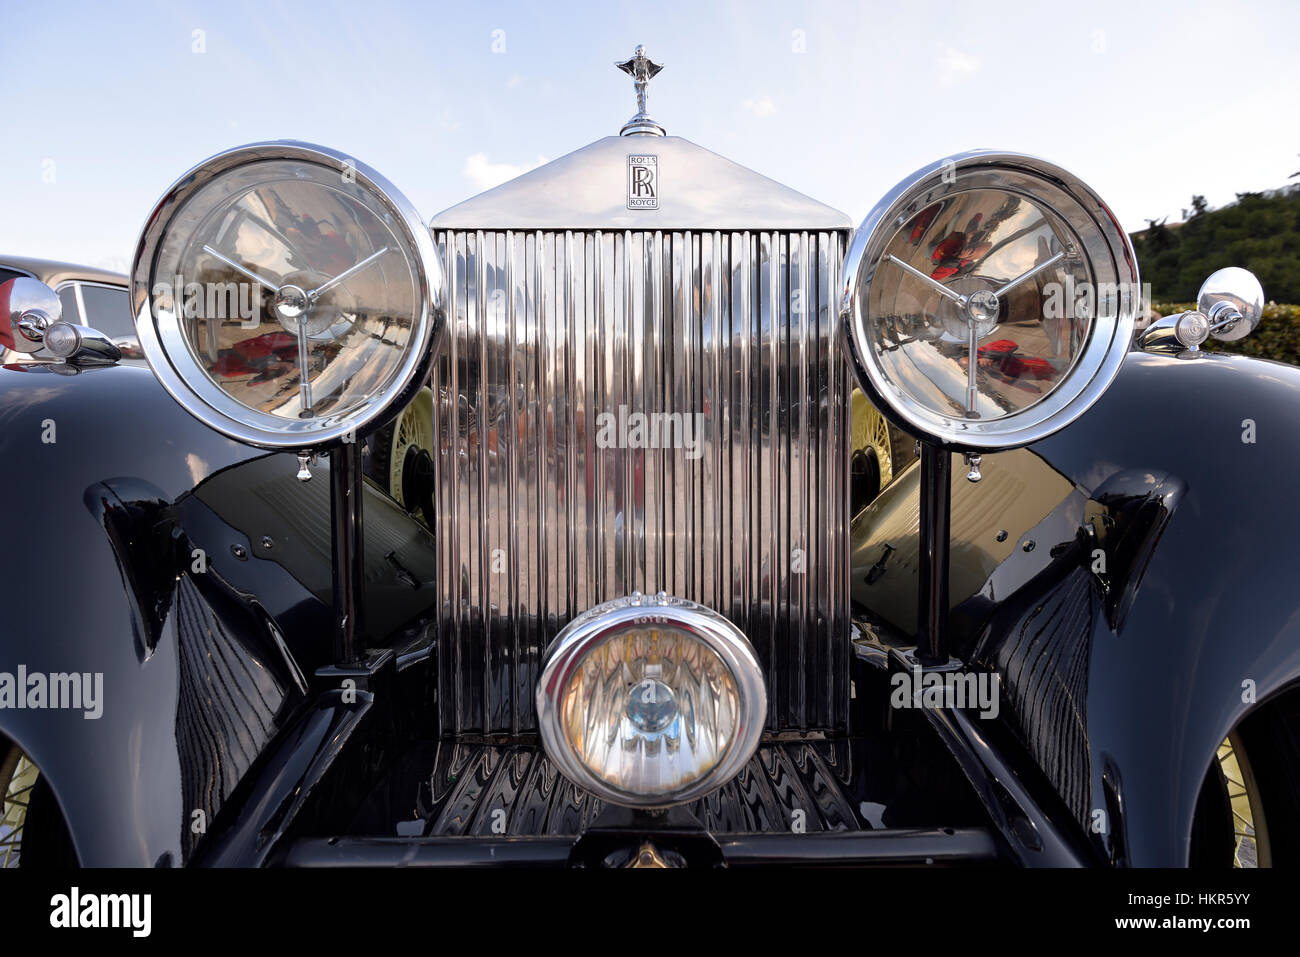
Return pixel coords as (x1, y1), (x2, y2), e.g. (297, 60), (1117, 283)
(537, 594), (766, 808)
(841, 151), (1139, 450)
(131, 141), (445, 449)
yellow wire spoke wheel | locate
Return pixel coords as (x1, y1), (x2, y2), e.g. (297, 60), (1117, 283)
(386, 386), (435, 516)
(0, 745), (39, 868)
(851, 387), (893, 496)
(1216, 730), (1271, 867)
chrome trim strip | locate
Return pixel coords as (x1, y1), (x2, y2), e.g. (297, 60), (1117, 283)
(71, 281), (88, 326)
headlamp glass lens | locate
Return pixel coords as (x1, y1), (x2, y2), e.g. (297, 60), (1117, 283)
(559, 626), (743, 800)
(867, 188), (1093, 422)
(151, 159), (419, 423)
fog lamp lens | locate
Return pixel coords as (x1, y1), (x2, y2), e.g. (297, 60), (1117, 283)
(537, 594), (766, 808)
(1175, 310), (1211, 349)
(44, 321), (81, 358)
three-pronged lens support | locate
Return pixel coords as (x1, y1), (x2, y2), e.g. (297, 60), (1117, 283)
(841, 151), (1139, 451)
(131, 141), (445, 449)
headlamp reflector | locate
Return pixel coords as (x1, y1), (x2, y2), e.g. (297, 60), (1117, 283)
(537, 594), (766, 808)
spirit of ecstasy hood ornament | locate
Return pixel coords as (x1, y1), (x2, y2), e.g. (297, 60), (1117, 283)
(616, 45), (665, 137)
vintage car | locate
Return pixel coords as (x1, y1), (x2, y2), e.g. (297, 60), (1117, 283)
(1, 46), (1295, 869)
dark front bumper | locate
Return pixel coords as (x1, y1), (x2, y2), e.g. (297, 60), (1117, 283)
(281, 827), (1001, 867)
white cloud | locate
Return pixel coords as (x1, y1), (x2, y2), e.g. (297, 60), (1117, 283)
(506, 74), (523, 89)
(937, 45), (981, 86)
(742, 96), (776, 117)
(463, 152), (547, 190)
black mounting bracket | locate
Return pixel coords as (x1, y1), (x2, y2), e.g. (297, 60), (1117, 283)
(916, 441), (952, 664)
(329, 440), (366, 665)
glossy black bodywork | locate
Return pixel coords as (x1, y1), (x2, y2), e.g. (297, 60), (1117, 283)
(0, 362), (255, 865)
(4, 346), (1300, 866)
(856, 350), (1300, 865)
(0, 362), (437, 865)
(1014, 351), (1300, 865)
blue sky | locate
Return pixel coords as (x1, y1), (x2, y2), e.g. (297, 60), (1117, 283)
(2, 0), (1296, 274)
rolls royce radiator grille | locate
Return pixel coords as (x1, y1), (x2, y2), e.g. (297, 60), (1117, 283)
(431, 228), (850, 735)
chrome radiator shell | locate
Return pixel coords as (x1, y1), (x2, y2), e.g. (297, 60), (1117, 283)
(430, 226), (850, 734)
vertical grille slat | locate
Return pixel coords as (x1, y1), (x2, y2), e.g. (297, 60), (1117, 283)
(434, 228), (848, 734)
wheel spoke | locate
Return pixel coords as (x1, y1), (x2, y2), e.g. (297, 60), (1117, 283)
(1216, 732), (1268, 869)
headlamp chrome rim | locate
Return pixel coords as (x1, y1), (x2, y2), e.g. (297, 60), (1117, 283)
(839, 150), (1139, 452)
(536, 594), (767, 809)
(130, 140), (445, 450)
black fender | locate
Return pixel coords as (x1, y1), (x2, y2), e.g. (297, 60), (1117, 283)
(0, 361), (438, 865)
(0, 361), (255, 865)
(854, 350), (1300, 865)
(1025, 351), (1300, 865)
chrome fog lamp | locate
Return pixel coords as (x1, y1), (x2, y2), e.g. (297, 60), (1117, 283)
(1174, 310), (1211, 351)
(44, 320), (123, 365)
(131, 141), (445, 449)
(537, 594), (766, 808)
(1137, 267), (1265, 357)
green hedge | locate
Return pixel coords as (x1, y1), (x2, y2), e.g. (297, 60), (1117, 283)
(1150, 302), (1300, 366)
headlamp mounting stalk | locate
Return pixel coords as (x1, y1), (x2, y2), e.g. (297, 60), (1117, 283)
(131, 141), (447, 666)
(841, 150), (1139, 663)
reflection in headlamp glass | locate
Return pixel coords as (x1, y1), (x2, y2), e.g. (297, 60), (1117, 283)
(559, 627), (742, 799)
(867, 188), (1093, 420)
(152, 160), (418, 422)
